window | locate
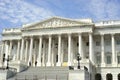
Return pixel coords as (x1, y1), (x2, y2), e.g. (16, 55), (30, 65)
(118, 73), (120, 80)
(117, 56), (120, 64)
(106, 73), (112, 80)
(96, 55), (101, 64)
(86, 42), (89, 46)
(105, 41), (111, 46)
(106, 56), (111, 64)
(96, 41), (100, 46)
(95, 73), (101, 80)
(116, 41), (120, 45)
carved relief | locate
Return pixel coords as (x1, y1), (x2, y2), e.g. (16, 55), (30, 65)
(24, 17), (87, 29)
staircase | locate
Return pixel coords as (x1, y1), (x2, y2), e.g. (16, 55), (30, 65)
(8, 67), (69, 80)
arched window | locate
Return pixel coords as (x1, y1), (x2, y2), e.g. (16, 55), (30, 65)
(95, 73), (101, 80)
(106, 73), (112, 80)
(118, 73), (120, 80)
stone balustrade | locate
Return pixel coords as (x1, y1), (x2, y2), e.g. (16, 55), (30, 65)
(95, 20), (120, 26)
(3, 28), (21, 34)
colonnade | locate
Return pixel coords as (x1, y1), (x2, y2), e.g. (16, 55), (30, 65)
(101, 34), (117, 66)
(1, 33), (94, 67)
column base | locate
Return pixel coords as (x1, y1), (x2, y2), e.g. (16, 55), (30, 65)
(56, 62), (61, 66)
(101, 63), (105, 67)
(37, 62), (41, 67)
(42, 62), (45, 67)
(46, 62), (51, 66)
(67, 62), (72, 66)
(112, 63), (117, 67)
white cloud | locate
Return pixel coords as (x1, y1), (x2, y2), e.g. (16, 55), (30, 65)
(0, 0), (54, 24)
(87, 0), (120, 21)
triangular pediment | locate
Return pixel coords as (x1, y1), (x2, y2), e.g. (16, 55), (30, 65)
(23, 17), (92, 29)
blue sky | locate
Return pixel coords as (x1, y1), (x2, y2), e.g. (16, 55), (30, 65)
(0, 0), (120, 33)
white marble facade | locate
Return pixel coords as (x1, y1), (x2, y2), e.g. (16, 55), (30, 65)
(1, 17), (120, 80)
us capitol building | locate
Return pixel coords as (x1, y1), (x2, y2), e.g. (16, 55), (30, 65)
(0, 16), (120, 80)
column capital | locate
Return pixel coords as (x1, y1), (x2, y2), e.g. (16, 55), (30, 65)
(100, 34), (104, 36)
(30, 36), (34, 38)
(67, 33), (72, 37)
(78, 33), (82, 35)
(48, 35), (52, 37)
(21, 36), (26, 39)
(88, 32), (93, 34)
(58, 34), (62, 36)
(111, 33), (115, 36)
(9, 40), (13, 42)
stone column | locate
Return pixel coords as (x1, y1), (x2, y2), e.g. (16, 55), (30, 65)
(42, 40), (45, 66)
(61, 40), (64, 64)
(78, 33), (83, 59)
(37, 36), (42, 66)
(46, 35), (52, 66)
(0, 41), (5, 66)
(4, 41), (9, 66)
(68, 34), (72, 66)
(16, 40), (20, 60)
(101, 34), (105, 66)
(9, 40), (13, 56)
(20, 38), (25, 60)
(57, 34), (62, 66)
(25, 40), (29, 62)
(89, 33), (93, 63)
(111, 34), (116, 66)
(51, 40), (55, 66)
(28, 37), (34, 65)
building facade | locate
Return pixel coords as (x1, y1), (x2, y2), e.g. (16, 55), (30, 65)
(1, 17), (120, 80)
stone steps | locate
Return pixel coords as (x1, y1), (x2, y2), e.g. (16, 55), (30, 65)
(8, 66), (69, 80)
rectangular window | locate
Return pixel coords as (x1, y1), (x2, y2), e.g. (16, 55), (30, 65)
(117, 56), (120, 64)
(105, 41), (111, 46)
(96, 55), (101, 64)
(86, 42), (89, 46)
(106, 56), (111, 64)
(96, 41), (100, 46)
(116, 41), (120, 45)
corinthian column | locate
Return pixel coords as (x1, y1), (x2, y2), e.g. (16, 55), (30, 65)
(20, 38), (25, 60)
(89, 33), (94, 64)
(68, 34), (72, 66)
(46, 35), (52, 66)
(37, 36), (42, 66)
(0, 41), (5, 66)
(111, 34), (117, 66)
(4, 41), (9, 66)
(101, 34), (105, 66)
(28, 37), (34, 65)
(56, 34), (62, 66)
(78, 33), (83, 59)
(16, 40), (20, 60)
(9, 40), (13, 56)
(25, 40), (29, 62)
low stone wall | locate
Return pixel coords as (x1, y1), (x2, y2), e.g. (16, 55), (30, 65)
(0, 69), (16, 80)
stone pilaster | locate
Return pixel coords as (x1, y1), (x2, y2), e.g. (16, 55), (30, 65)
(101, 34), (105, 67)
